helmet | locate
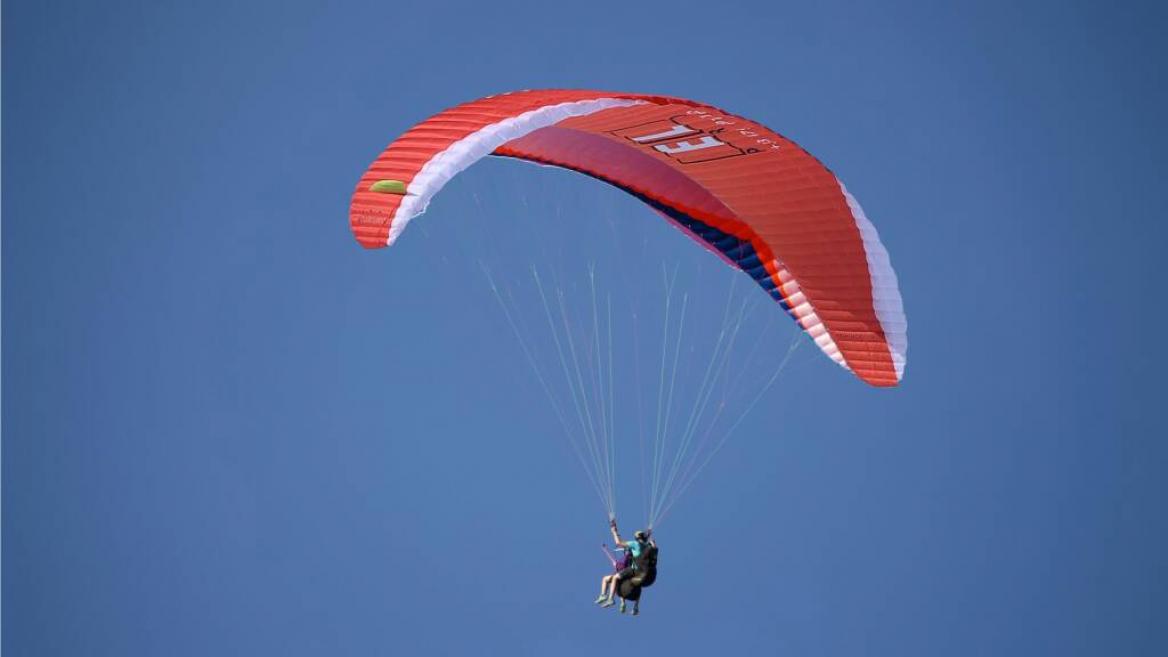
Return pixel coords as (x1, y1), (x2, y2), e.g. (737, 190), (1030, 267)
(634, 530), (649, 541)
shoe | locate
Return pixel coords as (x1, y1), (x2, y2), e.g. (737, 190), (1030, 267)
(631, 606), (640, 616)
(619, 601), (627, 614)
(599, 598), (615, 608)
(594, 595), (608, 605)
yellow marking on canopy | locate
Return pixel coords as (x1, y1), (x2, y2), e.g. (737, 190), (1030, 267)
(369, 179), (407, 194)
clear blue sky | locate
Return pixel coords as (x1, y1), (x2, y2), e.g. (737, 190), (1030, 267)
(4, 0), (1166, 654)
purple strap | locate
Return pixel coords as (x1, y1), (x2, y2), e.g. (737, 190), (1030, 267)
(601, 544), (618, 568)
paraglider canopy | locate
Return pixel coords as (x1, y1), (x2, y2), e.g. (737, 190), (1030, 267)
(350, 89), (907, 386)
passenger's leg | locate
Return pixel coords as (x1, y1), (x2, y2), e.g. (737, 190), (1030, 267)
(599, 575), (618, 607)
(595, 575), (613, 604)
